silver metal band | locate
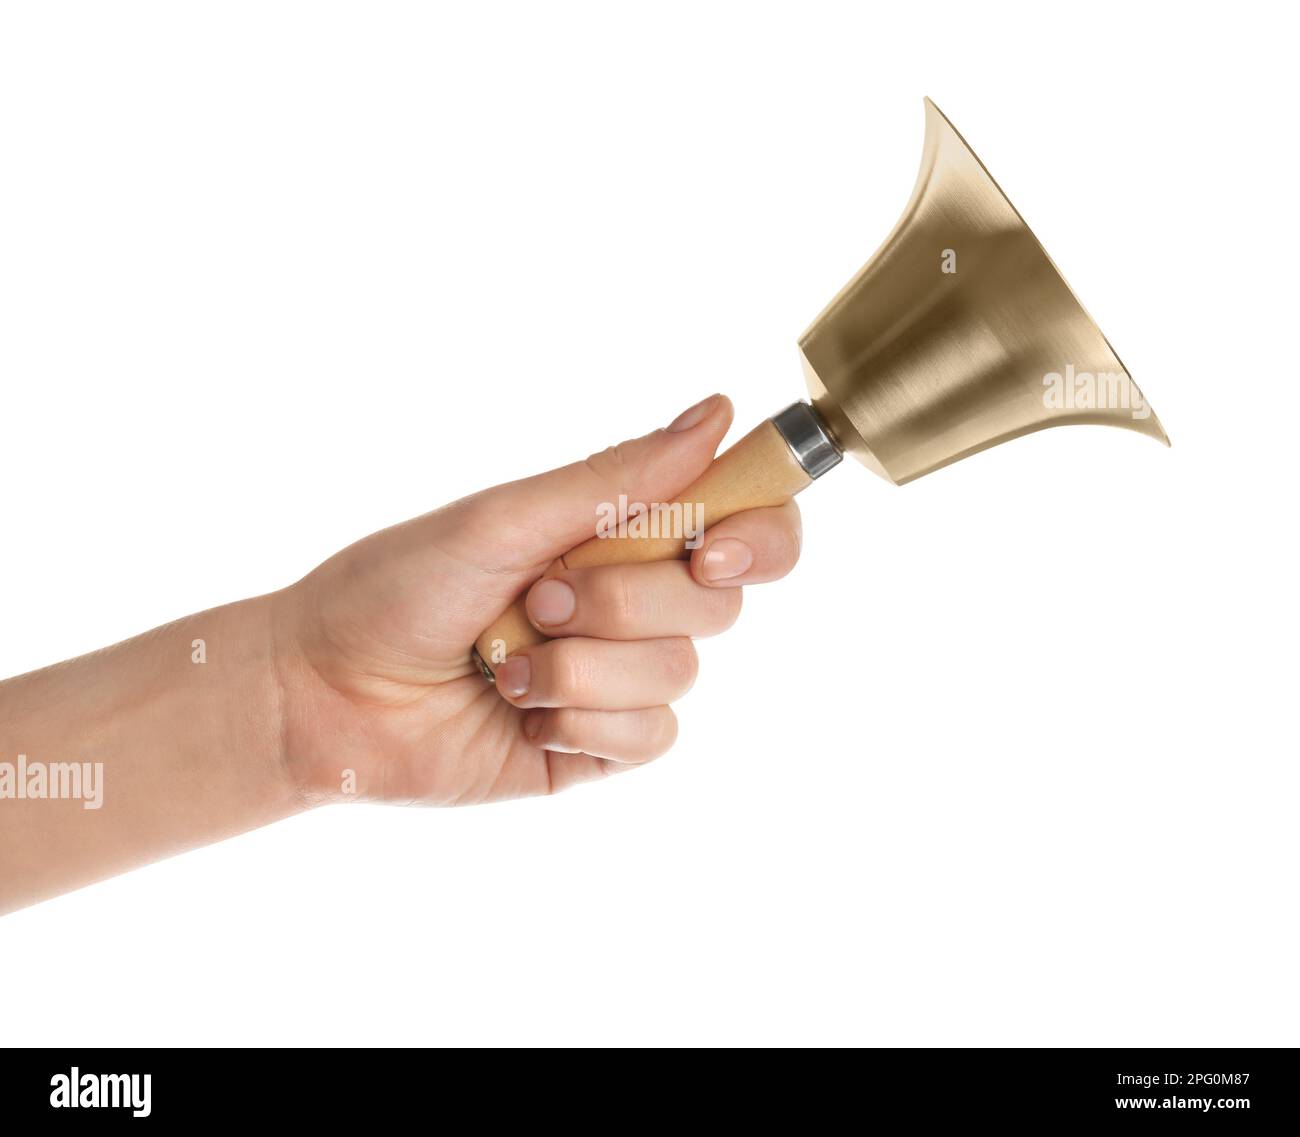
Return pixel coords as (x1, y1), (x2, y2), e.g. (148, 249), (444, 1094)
(771, 401), (843, 480)
(471, 646), (496, 681)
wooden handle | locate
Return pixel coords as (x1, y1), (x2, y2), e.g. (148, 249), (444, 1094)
(473, 416), (814, 675)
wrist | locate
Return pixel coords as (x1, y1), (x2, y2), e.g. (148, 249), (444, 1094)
(189, 592), (313, 821)
(265, 582), (346, 807)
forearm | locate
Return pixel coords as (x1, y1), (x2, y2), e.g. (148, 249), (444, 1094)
(0, 595), (304, 915)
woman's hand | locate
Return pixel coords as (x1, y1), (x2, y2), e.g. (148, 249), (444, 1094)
(272, 393), (803, 804)
(0, 392), (803, 912)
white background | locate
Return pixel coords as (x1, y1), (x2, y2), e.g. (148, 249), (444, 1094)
(1, 2), (1296, 1047)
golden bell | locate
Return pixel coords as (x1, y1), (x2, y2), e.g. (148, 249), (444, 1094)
(801, 97), (1166, 485)
(473, 98), (1167, 676)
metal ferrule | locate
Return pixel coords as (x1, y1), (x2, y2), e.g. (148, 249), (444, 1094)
(771, 401), (843, 480)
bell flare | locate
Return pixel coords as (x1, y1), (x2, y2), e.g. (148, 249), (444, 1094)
(799, 97), (1167, 486)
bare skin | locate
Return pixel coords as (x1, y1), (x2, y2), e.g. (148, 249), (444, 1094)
(0, 395), (803, 915)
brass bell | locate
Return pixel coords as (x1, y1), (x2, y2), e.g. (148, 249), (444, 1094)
(475, 98), (1167, 675)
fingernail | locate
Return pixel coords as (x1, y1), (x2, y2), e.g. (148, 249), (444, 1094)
(496, 656), (531, 699)
(527, 578), (575, 626)
(667, 393), (720, 433)
(522, 709), (544, 742)
(701, 538), (753, 581)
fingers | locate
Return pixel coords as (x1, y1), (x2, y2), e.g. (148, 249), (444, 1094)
(525, 562), (742, 640)
(520, 499), (803, 640)
(690, 499), (802, 587)
(523, 705), (677, 763)
(526, 706), (678, 797)
(494, 499), (803, 785)
(494, 636), (697, 710)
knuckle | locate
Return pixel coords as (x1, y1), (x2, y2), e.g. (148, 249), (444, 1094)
(582, 440), (634, 484)
(547, 707), (582, 750)
(708, 584), (744, 632)
(619, 708), (677, 766)
(648, 707), (679, 758)
(772, 519), (803, 569)
(545, 639), (593, 702)
(659, 637), (699, 695)
(593, 567), (641, 634)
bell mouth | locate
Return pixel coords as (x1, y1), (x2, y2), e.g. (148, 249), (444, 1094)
(798, 97), (1168, 486)
(921, 99), (1168, 451)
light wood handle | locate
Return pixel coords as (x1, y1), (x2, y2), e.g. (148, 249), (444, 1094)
(473, 416), (815, 676)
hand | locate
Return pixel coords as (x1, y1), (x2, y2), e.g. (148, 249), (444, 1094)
(272, 394), (803, 804)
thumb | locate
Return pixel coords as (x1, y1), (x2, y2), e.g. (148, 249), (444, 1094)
(450, 393), (733, 575)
